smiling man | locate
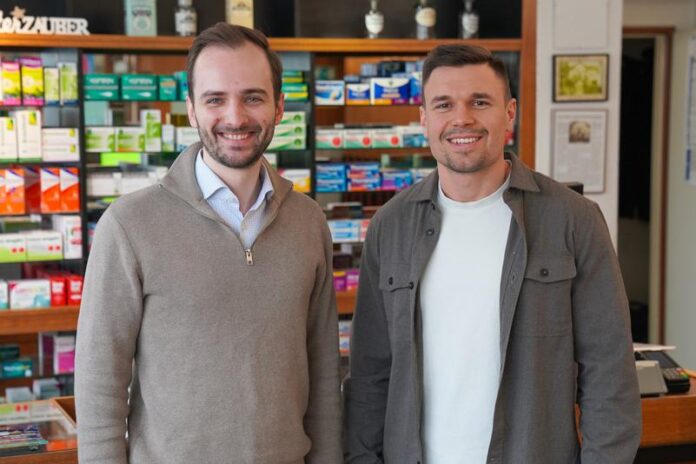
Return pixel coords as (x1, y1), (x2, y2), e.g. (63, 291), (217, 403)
(344, 45), (641, 463)
(75, 23), (342, 464)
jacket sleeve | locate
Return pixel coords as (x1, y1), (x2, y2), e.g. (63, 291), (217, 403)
(343, 218), (390, 463)
(573, 202), (642, 463)
(304, 221), (343, 464)
(75, 209), (144, 464)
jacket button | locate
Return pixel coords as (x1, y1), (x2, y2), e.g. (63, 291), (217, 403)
(540, 268), (549, 277)
(426, 228), (434, 236)
(408, 282), (414, 289)
(388, 277), (394, 285)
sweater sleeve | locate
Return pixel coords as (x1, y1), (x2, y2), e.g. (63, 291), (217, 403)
(573, 202), (642, 463)
(303, 220), (343, 464)
(75, 209), (144, 464)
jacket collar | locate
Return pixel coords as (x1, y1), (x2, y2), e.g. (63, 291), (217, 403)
(408, 152), (540, 203)
(160, 142), (294, 213)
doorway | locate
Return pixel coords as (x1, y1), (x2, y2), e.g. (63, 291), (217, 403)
(619, 28), (673, 343)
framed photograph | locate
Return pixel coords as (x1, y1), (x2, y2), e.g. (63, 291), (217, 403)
(551, 110), (607, 193)
(553, 54), (609, 102)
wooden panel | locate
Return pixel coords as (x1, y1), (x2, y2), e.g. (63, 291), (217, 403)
(0, 450), (77, 464)
(0, 34), (522, 53)
(641, 379), (696, 447)
(0, 307), (79, 336)
(518, 0), (536, 168)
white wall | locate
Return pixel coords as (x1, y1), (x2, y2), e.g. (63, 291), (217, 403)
(536, 0), (624, 244)
(623, 0), (696, 366)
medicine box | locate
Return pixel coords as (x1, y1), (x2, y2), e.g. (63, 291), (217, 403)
(53, 334), (76, 374)
(410, 71), (423, 105)
(315, 80), (345, 106)
(343, 128), (372, 149)
(175, 127), (199, 151)
(4, 169), (26, 215)
(43, 68), (60, 106)
(58, 62), (78, 105)
(347, 178), (381, 192)
(84, 74), (120, 100)
(8, 279), (51, 309)
(370, 78), (410, 105)
(125, 0), (157, 36)
(1, 358), (33, 378)
(278, 168), (311, 193)
(316, 129), (344, 149)
(12, 110), (42, 161)
(52, 215), (81, 259)
(347, 162), (381, 180)
(371, 127), (402, 148)
(66, 274), (83, 305)
(40, 168), (61, 213)
(328, 220), (361, 243)
(382, 169), (413, 191)
(25, 231), (63, 262)
(0, 117), (18, 161)
(115, 127), (145, 152)
(346, 83), (371, 106)
(20, 57), (44, 106)
(158, 75), (178, 101)
(0, 280), (7, 309)
(267, 135), (305, 151)
(0, 234), (26, 263)
(85, 127), (115, 152)
(278, 111), (306, 125)
(273, 123), (305, 138)
(399, 125), (428, 148)
(333, 270), (346, 292)
(59, 168), (80, 213)
(47, 275), (67, 306)
(162, 124), (175, 152)
(140, 109), (162, 152)
(121, 74), (157, 100)
(1, 61), (21, 106)
(42, 128), (80, 161)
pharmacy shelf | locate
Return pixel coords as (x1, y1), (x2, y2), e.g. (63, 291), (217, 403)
(336, 289), (356, 315)
(0, 306), (79, 336)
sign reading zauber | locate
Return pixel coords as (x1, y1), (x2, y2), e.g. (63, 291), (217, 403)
(0, 6), (90, 35)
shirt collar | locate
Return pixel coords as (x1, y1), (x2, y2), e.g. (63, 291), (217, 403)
(195, 149), (275, 206)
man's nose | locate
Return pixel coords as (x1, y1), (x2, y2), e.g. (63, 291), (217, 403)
(451, 104), (476, 127)
(222, 100), (250, 127)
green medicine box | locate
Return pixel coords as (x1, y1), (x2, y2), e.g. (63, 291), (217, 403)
(84, 74), (120, 100)
(158, 75), (178, 101)
(121, 74), (157, 101)
(174, 71), (188, 101)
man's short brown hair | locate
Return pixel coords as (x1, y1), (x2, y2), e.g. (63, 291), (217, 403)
(422, 44), (512, 101)
(186, 22), (283, 103)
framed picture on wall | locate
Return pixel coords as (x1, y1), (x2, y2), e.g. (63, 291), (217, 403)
(551, 109), (607, 193)
(553, 54), (609, 102)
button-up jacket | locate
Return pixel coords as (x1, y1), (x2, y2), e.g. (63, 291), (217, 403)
(344, 153), (641, 463)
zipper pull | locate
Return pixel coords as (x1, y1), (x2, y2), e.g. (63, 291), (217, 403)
(245, 249), (254, 266)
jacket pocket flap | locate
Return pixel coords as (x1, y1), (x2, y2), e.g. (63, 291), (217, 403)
(378, 264), (413, 292)
(524, 253), (577, 283)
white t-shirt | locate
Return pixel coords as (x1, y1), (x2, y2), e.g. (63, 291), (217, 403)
(420, 173), (512, 464)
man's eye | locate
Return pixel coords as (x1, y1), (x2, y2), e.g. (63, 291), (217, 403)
(435, 102), (451, 110)
(246, 96), (263, 103)
(473, 100), (489, 107)
(206, 97), (222, 105)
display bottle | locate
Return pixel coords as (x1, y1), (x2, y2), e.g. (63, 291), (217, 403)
(459, 0), (479, 39)
(414, 0), (436, 40)
(175, 0), (197, 37)
(365, 0), (384, 39)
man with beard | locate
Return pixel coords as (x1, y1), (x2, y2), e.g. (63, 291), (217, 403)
(75, 23), (342, 464)
(344, 44), (641, 463)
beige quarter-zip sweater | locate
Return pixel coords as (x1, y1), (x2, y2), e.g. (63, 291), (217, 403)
(75, 142), (342, 464)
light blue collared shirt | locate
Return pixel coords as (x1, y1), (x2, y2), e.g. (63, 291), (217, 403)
(195, 150), (274, 250)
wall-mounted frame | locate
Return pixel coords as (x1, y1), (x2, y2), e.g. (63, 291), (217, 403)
(553, 54), (609, 102)
(551, 109), (607, 193)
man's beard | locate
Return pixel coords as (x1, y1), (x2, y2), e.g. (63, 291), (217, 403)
(198, 123), (272, 169)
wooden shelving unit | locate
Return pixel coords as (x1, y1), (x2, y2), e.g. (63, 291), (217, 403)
(0, 306), (80, 336)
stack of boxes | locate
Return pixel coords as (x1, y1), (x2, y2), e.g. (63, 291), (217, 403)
(0, 110), (79, 162)
(316, 124), (427, 149)
(347, 162), (381, 192)
(281, 71), (309, 102)
(0, 56), (77, 107)
(314, 59), (423, 107)
(317, 163), (433, 193)
(83, 72), (187, 102)
(0, 168), (80, 215)
(0, 271), (83, 310)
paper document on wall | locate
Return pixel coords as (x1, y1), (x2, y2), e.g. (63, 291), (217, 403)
(686, 35), (696, 186)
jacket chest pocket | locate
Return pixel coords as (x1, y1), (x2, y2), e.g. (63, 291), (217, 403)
(514, 253), (576, 337)
(379, 263), (414, 342)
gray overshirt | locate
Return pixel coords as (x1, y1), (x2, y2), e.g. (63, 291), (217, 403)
(344, 152), (641, 463)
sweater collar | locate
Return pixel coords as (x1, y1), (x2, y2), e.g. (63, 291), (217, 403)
(160, 142), (294, 214)
(408, 152), (540, 203)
